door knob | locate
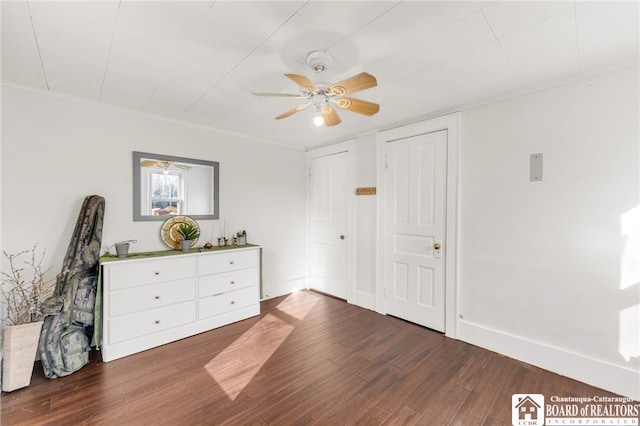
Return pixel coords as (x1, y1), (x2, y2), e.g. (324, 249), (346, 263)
(340, 235), (345, 240)
(433, 242), (441, 250)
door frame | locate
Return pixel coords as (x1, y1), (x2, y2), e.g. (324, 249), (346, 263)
(306, 140), (356, 303)
(376, 113), (460, 338)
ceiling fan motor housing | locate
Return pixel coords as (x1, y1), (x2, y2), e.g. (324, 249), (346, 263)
(306, 50), (332, 73)
(312, 93), (328, 108)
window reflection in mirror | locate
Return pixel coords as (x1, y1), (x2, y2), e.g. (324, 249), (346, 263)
(148, 169), (182, 216)
(133, 152), (219, 221)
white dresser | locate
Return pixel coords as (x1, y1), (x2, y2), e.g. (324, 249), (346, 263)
(101, 246), (260, 362)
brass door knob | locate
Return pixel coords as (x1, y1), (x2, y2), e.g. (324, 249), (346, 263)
(434, 243), (441, 250)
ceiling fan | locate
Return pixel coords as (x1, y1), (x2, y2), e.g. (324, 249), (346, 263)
(253, 51), (380, 127)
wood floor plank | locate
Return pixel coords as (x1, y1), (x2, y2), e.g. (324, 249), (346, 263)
(417, 382), (471, 425)
(255, 360), (352, 424)
(356, 364), (414, 414)
(455, 356), (517, 424)
(400, 341), (473, 414)
(382, 404), (421, 425)
(314, 392), (390, 425)
(1, 290), (629, 425)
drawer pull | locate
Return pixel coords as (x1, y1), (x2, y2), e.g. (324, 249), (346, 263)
(229, 260), (234, 265)
(155, 296), (160, 299)
(230, 281), (235, 285)
(155, 320), (160, 324)
(154, 271), (160, 275)
(230, 301), (235, 305)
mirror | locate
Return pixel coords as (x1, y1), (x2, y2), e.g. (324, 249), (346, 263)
(133, 151), (219, 221)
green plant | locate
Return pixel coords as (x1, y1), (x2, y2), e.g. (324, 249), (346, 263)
(177, 223), (200, 240)
(1, 244), (56, 326)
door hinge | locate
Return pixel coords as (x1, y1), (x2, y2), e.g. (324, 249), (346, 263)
(384, 287), (388, 298)
(384, 154), (388, 169)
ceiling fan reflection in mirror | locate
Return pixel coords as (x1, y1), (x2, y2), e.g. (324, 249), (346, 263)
(253, 50), (379, 127)
(140, 160), (191, 174)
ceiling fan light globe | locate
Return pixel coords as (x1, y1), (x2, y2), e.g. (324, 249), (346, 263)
(313, 116), (324, 126)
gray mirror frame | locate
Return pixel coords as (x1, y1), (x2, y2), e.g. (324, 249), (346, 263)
(133, 151), (219, 221)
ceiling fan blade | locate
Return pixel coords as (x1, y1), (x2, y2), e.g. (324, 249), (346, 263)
(253, 92), (308, 99)
(140, 160), (158, 167)
(335, 97), (380, 116)
(285, 74), (318, 92)
(329, 72), (377, 96)
(275, 102), (311, 120)
(322, 106), (342, 126)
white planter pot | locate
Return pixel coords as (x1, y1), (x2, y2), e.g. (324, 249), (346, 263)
(2, 321), (43, 392)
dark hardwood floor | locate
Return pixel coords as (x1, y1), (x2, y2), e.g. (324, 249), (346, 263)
(1, 290), (624, 425)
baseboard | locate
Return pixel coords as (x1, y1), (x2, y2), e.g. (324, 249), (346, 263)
(261, 277), (307, 301)
(351, 290), (376, 311)
(457, 320), (640, 401)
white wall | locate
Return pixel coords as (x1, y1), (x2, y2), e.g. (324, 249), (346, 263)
(353, 133), (377, 309)
(0, 85), (308, 300)
(184, 163), (214, 215)
(458, 65), (639, 399)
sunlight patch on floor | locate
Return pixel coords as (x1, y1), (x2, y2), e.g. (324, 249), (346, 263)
(272, 292), (320, 321)
(205, 313), (294, 400)
(205, 293), (318, 400)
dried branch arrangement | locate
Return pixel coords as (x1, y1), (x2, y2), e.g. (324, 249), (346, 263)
(1, 244), (56, 326)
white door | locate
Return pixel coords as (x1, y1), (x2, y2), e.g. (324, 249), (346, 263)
(384, 130), (447, 331)
(309, 152), (348, 300)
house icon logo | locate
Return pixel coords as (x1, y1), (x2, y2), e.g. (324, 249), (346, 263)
(512, 394), (544, 426)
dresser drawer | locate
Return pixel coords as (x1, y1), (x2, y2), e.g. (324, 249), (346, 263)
(108, 302), (196, 344)
(199, 286), (258, 320)
(199, 268), (257, 297)
(105, 257), (196, 290)
(108, 278), (196, 317)
(197, 250), (258, 275)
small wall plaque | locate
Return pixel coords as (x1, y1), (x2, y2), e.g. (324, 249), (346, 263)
(356, 187), (376, 195)
(530, 153), (543, 182)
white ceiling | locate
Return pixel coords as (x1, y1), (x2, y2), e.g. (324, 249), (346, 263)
(2, 1), (638, 149)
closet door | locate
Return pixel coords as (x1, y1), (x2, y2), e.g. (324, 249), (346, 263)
(383, 130), (448, 331)
(309, 151), (349, 300)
